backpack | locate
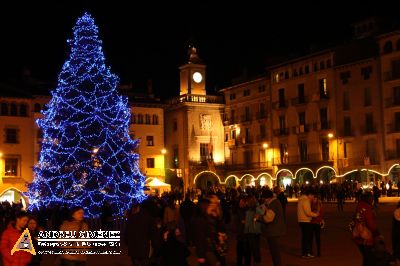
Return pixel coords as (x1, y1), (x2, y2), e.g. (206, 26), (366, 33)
(349, 208), (372, 242)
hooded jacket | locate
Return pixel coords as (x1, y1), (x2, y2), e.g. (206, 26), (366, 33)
(1, 222), (32, 266)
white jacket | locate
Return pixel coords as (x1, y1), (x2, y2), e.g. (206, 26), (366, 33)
(297, 195), (318, 222)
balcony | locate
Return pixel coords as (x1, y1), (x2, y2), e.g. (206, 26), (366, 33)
(313, 121), (332, 131)
(169, 94), (224, 104)
(241, 114), (252, 123)
(276, 153), (331, 165)
(384, 71), (400, 82)
(241, 136), (253, 145)
(273, 100), (288, 109)
(360, 125), (377, 135)
(292, 124), (310, 134)
(256, 112), (268, 120)
(256, 134), (268, 142)
(387, 123), (400, 134)
(386, 150), (400, 160)
(291, 96), (308, 106)
(385, 98), (400, 108)
(273, 128), (289, 137)
(226, 162), (271, 171)
(227, 139), (238, 148)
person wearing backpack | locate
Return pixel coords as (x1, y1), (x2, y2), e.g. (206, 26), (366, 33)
(352, 192), (379, 266)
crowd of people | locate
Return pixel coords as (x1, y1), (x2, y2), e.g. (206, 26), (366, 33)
(0, 182), (400, 265)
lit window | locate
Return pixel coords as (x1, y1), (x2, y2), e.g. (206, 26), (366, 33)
(146, 158), (155, 168)
(5, 129), (18, 144)
(146, 136), (154, 146)
(4, 158), (18, 176)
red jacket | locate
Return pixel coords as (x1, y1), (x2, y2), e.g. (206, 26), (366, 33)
(353, 201), (379, 246)
(1, 223), (32, 266)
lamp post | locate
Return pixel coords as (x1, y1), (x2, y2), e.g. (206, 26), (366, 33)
(328, 133), (340, 182)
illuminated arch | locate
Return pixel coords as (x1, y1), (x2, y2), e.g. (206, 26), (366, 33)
(315, 166), (337, 178)
(239, 174), (255, 181)
(0, 187), (28, 208)
(224, 175), (239, 183)
(294, 168), (315, 179)
(276, 169), (294, 179)
(336, 169), (359, 178)
(256, 172), (274, 180)
(193, 171), (223, 184)
(387, 164), (400, 176)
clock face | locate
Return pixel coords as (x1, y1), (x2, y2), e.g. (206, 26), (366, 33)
(192, 72), (203, 83)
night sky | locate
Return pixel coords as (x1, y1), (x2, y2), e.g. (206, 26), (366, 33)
(0, 1), (395, 99)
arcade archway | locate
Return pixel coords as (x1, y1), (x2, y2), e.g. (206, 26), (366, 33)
(0, 188), (27, 209)
(194, 171), (221, 190)
(296, 169), (314, 184)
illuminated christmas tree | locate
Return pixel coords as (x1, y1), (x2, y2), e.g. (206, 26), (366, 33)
(27, 12), (145, 217)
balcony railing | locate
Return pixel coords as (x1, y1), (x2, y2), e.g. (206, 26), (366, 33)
(313, 121), (332, 131)
(360, 125), (377, 135)
(291, 96), (308, 105)
(384, 71), (400, 82)
(169, 94), (224, 104)
(275, 153), (331, 165)
(256, 112), (267, 119)
(385, 98), (400, 108)
(241, 114), (252, 123)
(386, 150), (400, 160)
(273, 128), (289, 137)
(227, 139), (238, 148)
(292, 124), (310, 134)
(387, 123), (400, 134)
(273, 100), (288, 109)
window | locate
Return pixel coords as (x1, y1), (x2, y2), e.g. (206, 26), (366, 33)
(259, 103), (266, 116)
(146, 158), (155, 168)
(244, 106), (251, 121)
(138, 114), (143, 124)
(278, 88), (285, 107)
(364, 87), (371, 106)
(320, 61), (325, 70)
(229, 93), (236, 100)
(314, 63), (318, 72)
(230, 110), (235, 123)
(344, 142), (352, 158)
(361, 66), (372, 80)
(145, 114), (151, 124)
(298, 84), (305, 103)
(275, 73), (279, 83)
(244, 128), (250, 143)
(319, 78), (328, 97)
(279, 115), (286, 132)
(4, 158), (18, 176)
(365, 113), (374, 133)
(392, 60), (400, 79)
(305, 65), (310, 74)
(344, 117), (352, 136)
(293, 69), (298, 77)
(243, 89), (250, 97)
(320, 108), (328, 129)
(284, 71), (289, 79)
(231, 129), (236, 140)
(340, 71), (351, 84)
(327, 59), (332, 68)
(395, 112), (400, 131)
(383, 41), (393, 54)
(225, 133), (228, 142)
(394, 87), (400, 105)
(19, 104), (27, 117)
(260, 124), (266, 139)
(173, 119), (177, 131)
(131, 114), (136, 124)
(299, 140), (308, 162)
(1, 103), (8, 116)
(343, 91), (350, 110)
(299, 67), (303, 75)
(321, 139), (329, 161)
(173, 147), (179, 168)
(5, 129), (18, 144)
(200, 143), (208, 161)
(152, 115), (158, 125)
(258, 85), (266, 93)
(146, 136), (154, 146)
(10, 104), (17, 116)
(366, 139), (376, 164)
(34, 103), (41, 113)
(298, 112), (306, 126)
(279, 143), (288, 164)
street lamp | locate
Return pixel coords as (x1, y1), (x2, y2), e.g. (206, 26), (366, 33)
(161, 148), (167, 155)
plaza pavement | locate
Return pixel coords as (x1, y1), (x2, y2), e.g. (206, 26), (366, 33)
(40, 199), (399, 266)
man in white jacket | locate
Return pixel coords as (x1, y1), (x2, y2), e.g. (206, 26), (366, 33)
(297, 188), (319, 258)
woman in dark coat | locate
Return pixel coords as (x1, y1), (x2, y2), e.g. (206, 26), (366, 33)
(159, 229), (190, 266)
(392, 201), (400, 261)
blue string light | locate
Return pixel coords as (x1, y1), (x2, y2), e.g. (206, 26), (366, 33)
(26, 12), (146, 217)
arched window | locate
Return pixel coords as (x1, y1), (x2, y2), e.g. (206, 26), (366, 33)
(138, 114), (143, 124)
(383, 41), (393, 54)
(10, 103), (17, 116)
(397, 39), (400, 51)
(131, 113), (136, 124)
(152, 115), (159, 125)
(145, 114), (151, 124)
(34, 103), (41, 113)
(19, 104), (27, 117)
(1, 103), (8, 116)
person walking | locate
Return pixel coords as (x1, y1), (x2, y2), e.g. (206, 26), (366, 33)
(243, 195), (263, 266)
(297, 189), (319, 258)
(258, 189), (286, 266)
(392, 201), (400, 262)
(59, 206), (89, 266)
(310, 197), (324, 257)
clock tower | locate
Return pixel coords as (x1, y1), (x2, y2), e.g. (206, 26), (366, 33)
(179, 46), (206, 96)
